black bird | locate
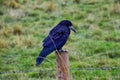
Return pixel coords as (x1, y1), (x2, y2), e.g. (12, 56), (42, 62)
(36, 20), (76, 66)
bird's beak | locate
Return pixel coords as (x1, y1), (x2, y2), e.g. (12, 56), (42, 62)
(70, 26), (76, 33)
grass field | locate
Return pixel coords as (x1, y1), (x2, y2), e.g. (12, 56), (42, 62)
(0, 0), (120, 80)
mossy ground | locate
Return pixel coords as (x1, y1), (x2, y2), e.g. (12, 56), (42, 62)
(0, 0), (120, 80)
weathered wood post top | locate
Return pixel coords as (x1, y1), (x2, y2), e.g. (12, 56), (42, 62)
(55, 51), (70, 80)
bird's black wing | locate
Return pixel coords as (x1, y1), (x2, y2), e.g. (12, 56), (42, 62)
(43, 25), (65, 47)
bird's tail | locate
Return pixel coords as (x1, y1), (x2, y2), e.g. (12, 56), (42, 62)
(36, 48), (53, 66)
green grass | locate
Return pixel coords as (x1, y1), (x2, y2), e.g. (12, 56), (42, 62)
(0, 0), (120, 80)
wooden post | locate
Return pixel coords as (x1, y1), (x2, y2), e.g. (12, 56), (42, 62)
(55, 51), (70, 80)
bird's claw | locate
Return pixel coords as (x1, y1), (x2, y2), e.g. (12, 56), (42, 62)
(58, 49), (67, 53)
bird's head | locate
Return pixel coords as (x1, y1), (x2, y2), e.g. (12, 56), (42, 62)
(59, 20), (76, 32)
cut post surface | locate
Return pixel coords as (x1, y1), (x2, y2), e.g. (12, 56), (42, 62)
(55, 51), (70, 80)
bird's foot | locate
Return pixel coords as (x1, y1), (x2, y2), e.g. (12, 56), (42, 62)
(58, 49), (67, 53)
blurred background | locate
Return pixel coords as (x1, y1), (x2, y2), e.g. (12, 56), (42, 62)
(0, 0), (120, 80)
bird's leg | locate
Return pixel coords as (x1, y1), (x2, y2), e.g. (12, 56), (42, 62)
(58, 49), (67, 53)
(58, 49), (64, 52)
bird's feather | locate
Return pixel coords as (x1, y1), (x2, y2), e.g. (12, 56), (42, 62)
(36, 20), (74, 66)
(36, 47), (55, 66)
(43, 25), (68, 47)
